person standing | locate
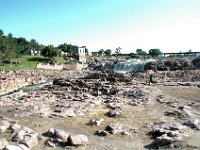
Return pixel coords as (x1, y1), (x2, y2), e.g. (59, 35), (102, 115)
(162, 71), (167, 84)
(147, 70), (154, 85)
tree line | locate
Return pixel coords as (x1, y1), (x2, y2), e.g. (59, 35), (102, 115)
(0, 29), (88, 61)
(0, 28), (161, 61)
(96, 48), (162, 58)
(0, 29), (45, 60)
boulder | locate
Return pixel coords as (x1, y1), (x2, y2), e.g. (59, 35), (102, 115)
(107, 109), (121, 118)
(88, 119), (104, 126)
(63, 109), (77, 117)
(18, 144), (30, 150)
(21, 127), (34, 134)
(20, 134), (38, 149)
(0, 120), (10, 133)
(155, 134), (174, 146)
(150, 122), (185, 148)
(10, 123), (21, 132)
(47, 128), (55, 137)
(12, 129), (26, 142)
(0, 138), (8, 149)
(54, 129), (70, 142)
(45, 139), (56, 148)
(105, 124), (122, 135)
(182, 109), (193, 117)
(120, 130), (130, 135)
(96, 130), (109, 136)
(184, 119), (199, 130)
(68, 134), (88, 146)
(3, 145), (23, 150)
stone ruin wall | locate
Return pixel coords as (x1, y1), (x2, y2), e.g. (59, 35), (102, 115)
(36, 63), (88, 71)
(37, 63), (64, 70)
(78, 54), (86, 63)
(63, 64), (88, 71)
(0, 71), (46, 96)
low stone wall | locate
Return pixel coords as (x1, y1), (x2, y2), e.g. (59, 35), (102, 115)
(0, 70), (46, 96)
(63, 64), (88, 70)
(37, 63), (63, 70)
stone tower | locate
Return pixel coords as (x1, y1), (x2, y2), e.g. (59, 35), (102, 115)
(77, 46), (86, 63)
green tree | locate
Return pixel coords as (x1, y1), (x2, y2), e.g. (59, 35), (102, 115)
(58, 43), (68, 52)
(149, 48), (162, 58)
(104, 49), (112, 56)
(0, 29), (45, 60)
(115, 47), (121, 55)
(7, 33), (13, 39)
(66, 44), (73, 56)
(58, 43), (73, 56)
(17, 37), (29, 54)
(136, 49), (147, 57)
(5, 33), (17, 58)
(41, 45), (58, 59)
(38, 44), (45, 51)
(0, 29), (4, 37)
(129, 53), (139, 59)
(0, 30), (5, 52)
(30, 39), (39, 50)
(98, 49), (104, 55)
(135, 49), (147, 58)
(0, 35), (6, 62)
(0, 32), (17, 60)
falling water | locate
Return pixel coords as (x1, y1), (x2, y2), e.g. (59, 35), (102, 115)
(113, 59), (156, 73)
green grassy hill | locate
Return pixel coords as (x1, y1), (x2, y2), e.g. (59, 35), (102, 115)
(0, 55), (66, 70)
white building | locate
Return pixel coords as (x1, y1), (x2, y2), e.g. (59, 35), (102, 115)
(75, 46), (86, 63)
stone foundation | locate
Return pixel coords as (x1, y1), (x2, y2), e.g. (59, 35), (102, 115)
(0, 71), (46, 96)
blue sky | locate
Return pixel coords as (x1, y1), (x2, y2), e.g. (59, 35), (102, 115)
(1, 0), (200, 53)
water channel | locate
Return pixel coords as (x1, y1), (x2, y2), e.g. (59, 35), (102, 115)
(0, 80), (53, 100)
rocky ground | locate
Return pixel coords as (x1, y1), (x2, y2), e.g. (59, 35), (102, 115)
(0, 70), (200, 150)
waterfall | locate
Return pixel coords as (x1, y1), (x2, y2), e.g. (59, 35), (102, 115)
(113, 59), (156, 73)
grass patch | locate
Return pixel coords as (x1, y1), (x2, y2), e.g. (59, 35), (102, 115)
(0, 55), (67, 70)
(27, 57), (49, 62)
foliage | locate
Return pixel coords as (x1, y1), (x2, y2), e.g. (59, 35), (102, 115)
(0, 32), (17, 60)
(57, 43), (78, 56)
(41, 45), (58, 59)
(149, 48), (162, 58)
(104, 49), (112, 56)
(98, 49), (104, 55)
(129, 53), (139, 59)
(192, 57), (200, 68)
(0, 29), (45, 60)
(0, 29), (4, 37)
(115, 47), (121, 55)
(0, 28), (88, 63)
(16, 37), (29, 54)
(29, 39), (39, 50)
(136, 49), (147, 58)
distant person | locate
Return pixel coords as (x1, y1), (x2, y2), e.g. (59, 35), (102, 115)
(148, 70), (155, 85)
(97, 87), (101, 97)
(162, 71), (167, 84)
(95, 80), (101, 97)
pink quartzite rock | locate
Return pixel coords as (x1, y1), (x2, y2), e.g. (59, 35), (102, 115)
(68, 134), (88, 146)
